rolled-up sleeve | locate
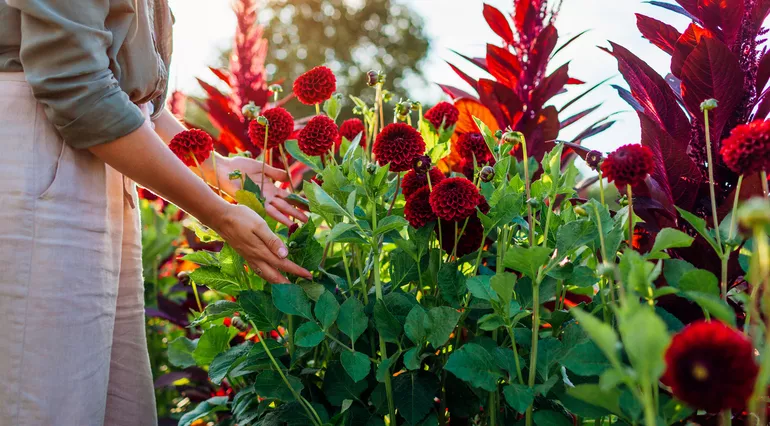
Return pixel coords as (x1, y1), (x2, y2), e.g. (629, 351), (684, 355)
(7, 0), (145, 149)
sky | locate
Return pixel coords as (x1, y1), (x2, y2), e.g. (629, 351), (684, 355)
(167, 0), (691, 154)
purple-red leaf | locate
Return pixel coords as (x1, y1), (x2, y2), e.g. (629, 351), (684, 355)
(528, 25), (559, 81)
(697, 0), (744, 45)
(486, 44), (522, 88)
(671, 24), (712, 78)
(636, 14), (681, 55)
(611, 84), (644, 112)
(438, 84), (478, 101)
(447, 62), (479, 93)
(561, 104), (602, 129)
(560, 77), (612, 113)
(757, 52), (770, 94)
(674, 0), (700, 17)
(752, 0), (770, 30)
(477, 79), (524, 128)
(531, 63), (570, 111)
(483, 4), (514, 45)
(449, 49), (489, 73)
(679, 36), (744, 141)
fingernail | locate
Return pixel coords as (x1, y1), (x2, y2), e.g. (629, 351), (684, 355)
(278, 247), (289, 258)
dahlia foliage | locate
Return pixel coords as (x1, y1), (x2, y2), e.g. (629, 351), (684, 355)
(153, 1), (770, 426)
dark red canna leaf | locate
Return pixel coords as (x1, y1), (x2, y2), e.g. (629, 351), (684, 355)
(439, 84), (477, 101)
(208, 67), (233, 87)
(528, 25), (559, 82)
(679, 36), (743, 142)
(447, 62), (479, 93)
(560, 104), (602, 130)
(605, 42), (690, 142)
(560, 77), (612, 112)
(636, 14), (681, 55)
(552, 29), (590, 59)
(611, 84), (644, 112)
(671, 24), (713, 79)
(674, 0), (700, 18)
(567, 78), (584, 84)
(753, 88), (770, 119)
(477, 79), (523, 128)
(450, 49), (489, 73)
(486, 44), (522, 88)
(483, 4), (514, 45)
(697, 0), (744, 45)
(756, 52), (770, 94)
(531, 63), (570, 111)
(648, 1), (700, 21)
(517, 105), (560, 161)
(752, 0), (770, 31)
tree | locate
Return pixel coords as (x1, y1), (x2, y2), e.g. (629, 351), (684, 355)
(261, 0), (430, 118)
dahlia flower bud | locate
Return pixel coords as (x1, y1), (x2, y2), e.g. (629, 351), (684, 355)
(382, 90), (393, 103)
(352, 106), (364, 115)
(411, 101), (421, 112)
(241, 101), (259, 120)
(574, 206), (587, 216)
(494, 130), (504, 139)
(228, 170), (243, 180)
(268, 84), (284, 94)
(480, 166), (495, 182)
(256, 115), (269, 126)
(366, 163), (377, 174)
(413, 155), (432, 175)
(585, 150), (603, 171)
(738, 197), (770, 230)
(700, 98), (718, 112)
(503, 131), (525, 146)
(367, 70), (380, 87)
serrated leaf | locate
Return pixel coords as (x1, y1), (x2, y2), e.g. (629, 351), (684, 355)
(467, 275), (498, 301)
(315, 291), (340, 330)
(239, 290), (283, 331)
(189, 266), (240, 294)
(619, 307), (670, 383)
(472, 116), (498, 161)
(678, 269), (719, 296)
(374, 300), (402, 343)
(253, 370), (303, 402)
(503, 384), (535, 413)
(284, 139), (323, 173)
(404, 306), (428, 345)
(294, 321), (325, 347)
(426, 306), (461, 348)
(338, 297), (368, 344)
(556, 219), (598, 259)
(445, 343), (503, 391)
(676, 206), (721, 255)
(649, 228), (695, 257)
(438, 262), (467, 307)
(393, 371), (439, 425)
(182, 250), (219, 267)
(374, 215), (408, 237)
(490, 272), (516, 306)
(178, 397), (229, 426)
(209, 342), (253, 384)
(560, 341), (611, 376)
(323, 362), (368, 406)
(341, 351), (371, 383)
(235, 190), (266, 216)
(272, 284), (313, 320)
(570, 308), (621, 366)
(504, 246), (552, 280)
(193, 325), (231, 366)
(168, 337), (198, 368)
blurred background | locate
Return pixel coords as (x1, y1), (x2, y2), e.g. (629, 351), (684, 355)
(167, 0), (690, 153)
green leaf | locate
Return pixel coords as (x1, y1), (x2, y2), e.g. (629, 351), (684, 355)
(288, 218), (324, 272)
(168, 337), (197, 368)
(504, 246), (552, 280)
(478, 313), (506, 331)
(189, 300), (239, 326)
(323, 94), (342, 121)
(182, 250), (219, 267)
(678, 269), (719, 296)
(341, 351), (371, 383)
(390, 249), (421, 287)
(556, 219), (598, 259)
(503, 384), (535, 413)
(393, 371), (440, 425)
(272, 284), (313, 320)
(239, 290), (282, 331)
(570, 308), (621, 366)
(328, 223), (358, 244)
(323, 361), (368, 406)
(294, 321), (325, 347)
(471, 116), (498, 160)
(649, 228), (695, 257)
(676, 206), (721, 255)
(663, 259), (695, 287)
(619, 307), (670, 383)
(338, 297), (368, 344)
(376, 354), (397, 383)
(235, 189), (267, 216)
(466, 275), (498, 301)
(560, 341), (611, 376)
(404, 347), (422, 371)
(565, 384), (622, 417)
(209, 342), (253, 384)
(374, 300), (402, 343)
(284, 139), (323, 173)
(189, 266), (240, 294)
(445, 343), (503, 391)
(404, 306), (428, 345)
(218, 244), (243, 278)
(536, 337), (563, 379)
(311, 182), (351, 220)
(342, 133), (363, 164)
(178, 397), (229, 426)
(374, 215), (408, 237)
(426, 306), (461, 348)
(682, 291), (736, 326)
(315, 291), (340, 330)
(490, 272), (516, 305)
(437, 262), (467, 307)
(480, 193), (523, 230)
(193, 325), (231, 366)
(253, 370), (303, 402)
(533, 411), (572, 426)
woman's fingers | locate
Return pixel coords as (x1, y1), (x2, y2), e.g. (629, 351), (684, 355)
(251, 260), (288, 284)
(251, 219), (289, 258)
(272, 198), (309, 222)
(265, 204), (294, 228)
(248, 235), (313, 280)
(237, 157), (290, 182)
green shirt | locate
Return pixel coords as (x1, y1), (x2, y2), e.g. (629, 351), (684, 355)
(0, 0), (173, 149)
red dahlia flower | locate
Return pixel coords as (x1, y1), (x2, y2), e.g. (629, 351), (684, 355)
(337, 118), (367, 149)
(456, 132), (494, 165)
(720, 120), (770, 176)
(663, 320), (758, 412)
(401, 167), (445, 199)
(298, 115), (338, 157)
(169, 129), (214, 167)
(293, 66), (337, 105)
(429, 177), (481, 222)
(404, 186), (436, 228)
(373, 123), (426, 172)
(601, 144), (654, 190)
(438, 214), (484, 256)
(247, 107), (295, 150)
(424, 101), (460, 130)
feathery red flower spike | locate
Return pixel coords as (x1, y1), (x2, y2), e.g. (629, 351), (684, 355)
(298, 115), (338, 157)
(601, 144), (654, 190)
(293, 66), (337, 105)
(248, 107), (295, 150)
(169, 129), (214, 167)
(373, 123), (426, 172)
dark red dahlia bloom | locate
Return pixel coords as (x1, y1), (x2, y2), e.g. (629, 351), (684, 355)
(429, 177), (481, 222)
(601, 144), (654, 190)
(663, 320), (758, 412)
(373, 123), (426, 172)
(337, 118), (367, 149)
(456, 132), (494, 164)
(248, 107), (295, 150)
(169, 129), (214, 167)
(438, 214), (484, 256)
(293, 66), (337, 105)
(298, 115), (338, 156)
(720, 120), (770, 175)
(404, 186), (436, 228)
(401, 167), (445, 199)
(460, 158), (475, 180)
(424, 101), (460, 130)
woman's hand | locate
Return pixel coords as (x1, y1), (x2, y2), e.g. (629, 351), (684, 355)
(201, 154), (308, 227)
(211, 204), (313, 283)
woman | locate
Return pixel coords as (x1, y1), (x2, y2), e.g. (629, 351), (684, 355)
(0, 1), (310, 425)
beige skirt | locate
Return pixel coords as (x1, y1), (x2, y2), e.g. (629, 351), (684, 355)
(0, 73), (157, 426)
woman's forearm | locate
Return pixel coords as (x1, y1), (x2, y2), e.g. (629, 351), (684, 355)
(152, 108), (186, 144)
(88, 122), (229, 230)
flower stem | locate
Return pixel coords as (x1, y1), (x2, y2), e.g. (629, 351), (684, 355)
(525, 273), (542, 426)
(749, 226), (770, 423)
(598, 170), (606, 208)
(762, 170), (769, 199)
(542, 197), (554, 246)
(211, 153), (223, 197)
(720, 410), (732, 426)
(278, 145), (295, 194)
(261, 125), (270, 195)
(522, 139), (534, 246)
(627, 185), (635, 249)
(190, 278), (203, 312)
(703, 108), (723, 249)
(315, 103), (320, 116)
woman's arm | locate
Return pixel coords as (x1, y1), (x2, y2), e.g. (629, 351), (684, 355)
(88, 123), (312, 283)
(153, 109), (308, 226)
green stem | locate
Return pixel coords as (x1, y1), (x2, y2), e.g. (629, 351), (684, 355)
(372, 211), (397, 423)
(489, 329), (498, 426)
(542, 197), (554, 246)
(525, 273), (542, 426)
(505, 326), (526, 385)
(722, 175), (744, 299)
(249, 320), (322, 426)
(278, 145), (295, 194)
(598, 170), (606, 208)
(190, 278), (203, 312)
(720, 410), (732, 426)
(522, 140), (534, 246)
(749, 227), (770, 422)
(627, 185), (635, 250)
(341, 249), (354, 291)
(762, 171), (769, 199)
(211, 153), (223, 197)
(703, 108), (722, 250)
(642, 380), (657, 426)
(261, 124), (270, 194)
(287, 315), (295, 357)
